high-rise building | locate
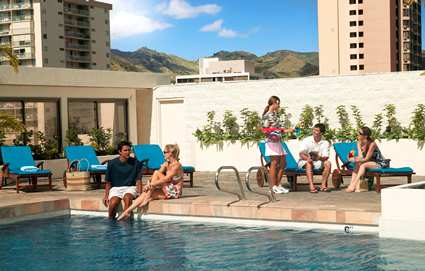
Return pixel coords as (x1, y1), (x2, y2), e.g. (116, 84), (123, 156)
(0, 0), (112, 70)
(318, 0), (422, 76)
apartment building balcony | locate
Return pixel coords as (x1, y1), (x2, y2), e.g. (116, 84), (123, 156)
(12, 39), (33, 48)
(0, 2), (32, 11)
(12, 15), (33, 22)
(66, 54), (91, 63)
(65, 43), (90, 51)
(0, 29), (11, 36)
(64, 30), (90, 40)
(0, 52), (33, 61)
(0, 17), (11, 24)
(64, 19), (90, 28)
(63, 7), (89, 17)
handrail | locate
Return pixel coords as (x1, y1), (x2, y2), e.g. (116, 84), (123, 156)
(245, 166), (276, 208)
(215, 166), (246, 206)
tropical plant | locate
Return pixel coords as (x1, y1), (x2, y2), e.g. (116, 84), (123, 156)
(89, 127), (113, 155)
(372, 113), (384, 140)
(383, 104), (405, 140)
(335, 105), (355, 141)
(0, 45), (19, 72)
(297, 105), (314, 138)
(277, 106), (293, 139)
(13, 129), (33, 146)
(239, 108), (263, 144)
(350, 105), (365, 129)
(408, 104), (425, 148)
(222, 110), (239, 142)
(32, 132), (60, 160)
(0, 113), (24, 145)
(65, 126), (83, 146)
(193, 111), (224, 146)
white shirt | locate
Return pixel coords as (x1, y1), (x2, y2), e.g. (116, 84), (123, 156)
(299, 136), (330, 158)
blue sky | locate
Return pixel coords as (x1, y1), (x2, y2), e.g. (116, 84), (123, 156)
(106, 0), (424, 60)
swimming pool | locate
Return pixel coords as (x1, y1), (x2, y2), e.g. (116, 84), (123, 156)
(1, 216), (424, 271)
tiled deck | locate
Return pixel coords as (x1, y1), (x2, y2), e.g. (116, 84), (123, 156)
(0, 172), (421, 226)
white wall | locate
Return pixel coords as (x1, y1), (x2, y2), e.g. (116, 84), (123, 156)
(151, 71), (425, 172)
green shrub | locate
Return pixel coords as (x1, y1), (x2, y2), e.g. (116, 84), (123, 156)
(89, 127), (114, 155)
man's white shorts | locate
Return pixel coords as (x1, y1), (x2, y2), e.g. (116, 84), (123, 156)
(297, 160), (323, 170)
(108, 186), (138, 200)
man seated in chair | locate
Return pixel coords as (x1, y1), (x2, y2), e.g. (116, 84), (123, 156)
(103, 141), (143, 219)
(297, 123), (332, 193)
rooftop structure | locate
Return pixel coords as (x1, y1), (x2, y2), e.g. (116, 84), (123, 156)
(176, 57), (255, 84)
(0, 0), (112, 70)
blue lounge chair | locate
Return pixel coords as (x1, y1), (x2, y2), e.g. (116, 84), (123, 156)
(0, 146), (52, 193)
(132, 144), (195, 187)
(333, 142), (414, 192)
(63, 145), (109, 188)
(258, 141), (323, 191)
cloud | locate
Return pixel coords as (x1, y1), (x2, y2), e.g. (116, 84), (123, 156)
(102, 0), (172, 38)
(201, 19), (258, 39)
(157, 0), (221, 19)
(200, 19), (223, 32)
(218, 28), (238, 38)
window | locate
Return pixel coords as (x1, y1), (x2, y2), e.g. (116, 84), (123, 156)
(105, 20), (109, 24)
(44, 58), (48, 64)
(350, 32), (357, 37)
(92, 63), (96, 66)
(359, 65), (364, 70)
(350, 43), (357, 48)
(58, 11), (63, 15)
(92, 51), (96, 54)
(358, 20), (364, 26)
(350, 54), (357, 59)
(68, 100), (128, 146)
(0, 100), (60, 146)
(44, 46), (48, 51)
(106, 53), (110, 58)
(106, 41), (110, 47)
(358, 0), (363, 3)
(106, 64), (110, 69)
(60, 48), (64, 51)
(359, 53), (364, 59)
(59, 35), (64, 39)
(350, 10), (356, 15)
(403, 9), (409, 16)
(358, 31), (364, 37)
(350, 65), (358, 70)
(43, 34), (47, 39)
(359, 42), (364, 48)
(358, 9), (363, 15)
(349, 0), (356, 4)
(58, 0), (62, 2)
(350, 21), (357, 27)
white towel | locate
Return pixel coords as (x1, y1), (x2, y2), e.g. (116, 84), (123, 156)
(90, 165), (107, 170)
(20, 166), (39, 172)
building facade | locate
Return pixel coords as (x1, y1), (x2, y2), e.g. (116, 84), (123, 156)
(0, 0), (112, 70)
(176, 58), (255, 84)
(318, 0), (422, 76)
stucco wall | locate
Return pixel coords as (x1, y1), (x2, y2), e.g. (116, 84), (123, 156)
(152, 71), (425, 171)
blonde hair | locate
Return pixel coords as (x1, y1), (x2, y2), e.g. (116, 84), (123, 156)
(164, 144), (180, 160)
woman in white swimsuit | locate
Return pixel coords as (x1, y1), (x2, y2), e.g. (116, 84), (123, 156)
(117, 144), (184, 220)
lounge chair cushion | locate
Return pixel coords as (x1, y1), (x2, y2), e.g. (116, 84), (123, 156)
(9, 169), (51, 175)
(367, 167), (414, 174)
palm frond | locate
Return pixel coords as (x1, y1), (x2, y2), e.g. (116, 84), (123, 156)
(0, 45), (19, 72)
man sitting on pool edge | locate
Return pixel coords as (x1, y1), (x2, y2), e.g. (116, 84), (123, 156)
(103, 141), (143, 219)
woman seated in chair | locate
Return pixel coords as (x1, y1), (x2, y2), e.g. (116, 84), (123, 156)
(117, 144), (184, 220)
(346, 127), (389, 192)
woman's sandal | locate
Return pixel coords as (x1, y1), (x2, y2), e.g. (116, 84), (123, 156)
(310, 188), (319, 193)
(320, 187), (331, 192)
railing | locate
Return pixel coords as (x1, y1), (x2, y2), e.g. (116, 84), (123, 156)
(12, 40), (33, 47)
(0, 3), (32, 10)
(63, 7), (89, 16)
(65, 43), (90, 50)
(0, 17), (11, 23)
(215, 166), (246, 206)
(64, 20), (90, 28)
(245, 166), (276, 208)
(0, 30), (11, 36)
(12, 15), (33, 21)
(66, 55), (91, 62)
(64, 31), (90, 39)
(16, 52), (34, 59)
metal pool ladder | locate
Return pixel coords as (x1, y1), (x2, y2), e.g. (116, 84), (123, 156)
(245, 166), (276, 208)
(215, 166), (246, 206)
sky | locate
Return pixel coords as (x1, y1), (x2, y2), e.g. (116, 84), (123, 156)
(104, 0), (425, 60)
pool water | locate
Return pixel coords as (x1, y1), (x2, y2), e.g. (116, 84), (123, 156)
(1, 216), (425, 271)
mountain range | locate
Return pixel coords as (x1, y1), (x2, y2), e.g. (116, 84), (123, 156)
(111, 47), (319, 79)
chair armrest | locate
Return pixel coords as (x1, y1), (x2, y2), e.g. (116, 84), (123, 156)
(1, 163), (9, 174)
(101, 159), (109, 165)
(36, 161), (44, 169)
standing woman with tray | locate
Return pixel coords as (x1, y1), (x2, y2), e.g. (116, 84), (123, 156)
(262, 96), (294, 194)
